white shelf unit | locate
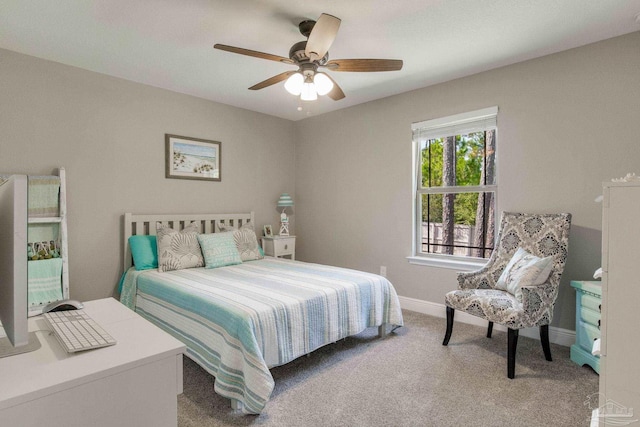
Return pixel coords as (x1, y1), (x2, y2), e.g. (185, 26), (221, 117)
(26, 167), (69, 317)
(597, 181), (640, 426)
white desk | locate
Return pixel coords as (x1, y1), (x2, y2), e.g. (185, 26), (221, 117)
(0, 298), (185, 427)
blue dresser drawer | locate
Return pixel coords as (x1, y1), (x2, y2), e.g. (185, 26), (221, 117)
(579, 306), (600, 328)
(579, 293), (601, 313)
(576, 320), (600, 352)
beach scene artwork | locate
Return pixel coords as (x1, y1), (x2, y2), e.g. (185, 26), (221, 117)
(166, 135), (221, 181)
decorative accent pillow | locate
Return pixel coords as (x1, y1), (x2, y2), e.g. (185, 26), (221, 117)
(156, 222), (204, 272)
(217, 222), (264, 262)
(129, 235), (158, 270)
(197, 232), (243, 269)
(495, 247), (553, 301)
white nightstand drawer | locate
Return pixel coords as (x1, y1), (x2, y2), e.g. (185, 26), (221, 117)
(274, 238), (294, 255)
(261, 236), (296, 260)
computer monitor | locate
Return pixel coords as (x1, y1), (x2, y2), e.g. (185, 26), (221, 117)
(0, 175), (41, 358)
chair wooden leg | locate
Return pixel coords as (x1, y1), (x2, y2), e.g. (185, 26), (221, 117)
(443, 307), (455, 345)
(487, 321), (494, 338)
(507, 328), (519, 379)
(540, 325), (552, 361)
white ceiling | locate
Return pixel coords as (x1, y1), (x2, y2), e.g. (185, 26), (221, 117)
(1, 1), (639, 121)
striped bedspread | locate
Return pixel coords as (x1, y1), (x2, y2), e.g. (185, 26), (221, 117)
(120, 257), (403, 414)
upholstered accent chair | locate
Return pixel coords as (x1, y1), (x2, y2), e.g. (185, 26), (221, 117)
(443, 212), (572, 379)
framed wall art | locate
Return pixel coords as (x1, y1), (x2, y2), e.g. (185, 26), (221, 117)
(165, 134), (221, 181)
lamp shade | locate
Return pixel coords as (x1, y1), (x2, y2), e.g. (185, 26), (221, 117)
(284, 73), (304, 95)
(277, 193), (294, 207)
(314, 72), (334, 96)
(300, 81), (317, 101)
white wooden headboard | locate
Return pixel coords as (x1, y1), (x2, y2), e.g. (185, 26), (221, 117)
(123, 212), (254, 270)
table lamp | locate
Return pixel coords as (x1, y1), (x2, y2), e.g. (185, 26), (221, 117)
(277, 193), (294, 236)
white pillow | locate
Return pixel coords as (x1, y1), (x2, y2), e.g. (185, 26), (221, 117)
(156, 222), (204, 272)
(217, 222), (263, 262)
(495, 247), (553, 301)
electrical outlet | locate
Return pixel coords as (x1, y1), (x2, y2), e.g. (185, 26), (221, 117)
(380, 266), (387, 277)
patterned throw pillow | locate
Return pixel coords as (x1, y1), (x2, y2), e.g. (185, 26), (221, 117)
(156, 222), (204, 272)
(197, 232), (242, 268)
(495, 247), (553, 301)
(217, 222), (264, 262)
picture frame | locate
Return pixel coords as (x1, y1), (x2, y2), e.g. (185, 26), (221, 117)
(165, 134), (221, 181)
(263, 225), (273, 237)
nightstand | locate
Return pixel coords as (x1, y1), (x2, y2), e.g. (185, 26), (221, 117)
(570, 280), (601, 374)
(261, 235), (296, 260)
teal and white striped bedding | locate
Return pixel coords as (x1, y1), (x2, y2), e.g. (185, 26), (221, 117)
(120, 257), (403, 414)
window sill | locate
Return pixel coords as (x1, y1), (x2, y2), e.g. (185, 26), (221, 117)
(406, 255), (487, 271)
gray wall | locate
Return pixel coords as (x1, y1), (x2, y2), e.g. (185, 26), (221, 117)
(293, 32), (640, 330)
(2, 32), (639, 331)
(0, 48), (295, 303)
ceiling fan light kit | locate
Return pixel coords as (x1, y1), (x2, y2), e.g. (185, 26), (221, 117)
(285, 70), (333, 101)
(213, 13), (403, 102)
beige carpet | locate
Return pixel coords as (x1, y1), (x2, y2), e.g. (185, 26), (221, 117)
(178, 310), (598, 426)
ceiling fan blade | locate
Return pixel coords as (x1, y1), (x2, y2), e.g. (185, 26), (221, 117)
(249, 71), (297, 90)
(305, 14), (341, 62)
(214, 44), (294, 64)
(325, 75), (345, 100)
(325, 59), (403, 72)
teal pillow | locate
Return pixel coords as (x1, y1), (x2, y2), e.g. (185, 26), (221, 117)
(197, 232), (242, 269)
(129, 235), (158, 271)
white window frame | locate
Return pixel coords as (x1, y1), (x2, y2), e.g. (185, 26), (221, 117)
(407, 106), (498, 270)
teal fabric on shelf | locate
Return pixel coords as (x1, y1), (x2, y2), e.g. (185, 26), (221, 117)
(27, 176), (60, 218)
(28, 223), (60, 244)
(28, 258), (63, 306)
(129, 235), (158, 270)
(197, 232), (242, 269)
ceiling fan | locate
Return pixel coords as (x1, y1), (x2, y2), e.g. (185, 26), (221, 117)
(213, 13), (403, 101)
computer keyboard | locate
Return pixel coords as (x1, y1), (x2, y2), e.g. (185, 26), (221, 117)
(43, 310), (117, 353)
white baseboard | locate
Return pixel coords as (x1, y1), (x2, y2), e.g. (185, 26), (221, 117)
(398, 295), (575, 347)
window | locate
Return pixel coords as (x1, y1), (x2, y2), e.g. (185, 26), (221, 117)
(410, 107), (497, 268)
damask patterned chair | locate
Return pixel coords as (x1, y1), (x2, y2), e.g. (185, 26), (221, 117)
(442, 212), (572, 379)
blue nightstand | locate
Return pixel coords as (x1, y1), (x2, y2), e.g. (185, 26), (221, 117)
(570, 280), (601, 374)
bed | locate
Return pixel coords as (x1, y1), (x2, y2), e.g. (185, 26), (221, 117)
(119, 212), (403, 414)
